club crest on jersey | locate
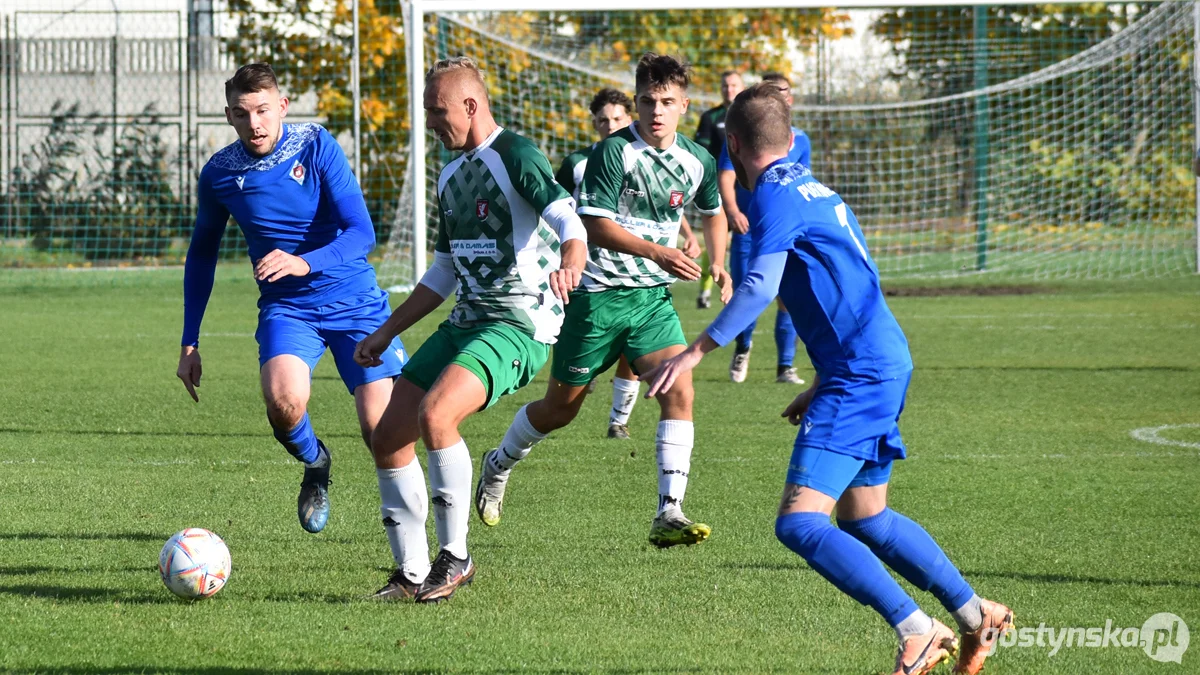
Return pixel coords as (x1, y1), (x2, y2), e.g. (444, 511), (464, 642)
(476, 199), (489, 220)
(289, 159), (306, 185)
(669, 190), (685, 209)
(235, 176), (245, 190)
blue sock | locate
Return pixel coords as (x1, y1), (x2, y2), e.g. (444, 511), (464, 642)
(838, 508), (976, 613)
(273, 413), (320, 464)
(774, 310), (797, 367)
(776, 512), (918, 627)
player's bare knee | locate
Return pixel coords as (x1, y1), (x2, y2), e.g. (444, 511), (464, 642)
(655, 381), (694, 417)
(416, 397), (454, 440)
(552, 382), (591, 427)
(369, 422), (398, 459)
(264, 396), (305, 430)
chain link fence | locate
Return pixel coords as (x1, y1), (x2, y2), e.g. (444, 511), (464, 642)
(1, 1), (1193, 284)
(0, 1), (375, 272)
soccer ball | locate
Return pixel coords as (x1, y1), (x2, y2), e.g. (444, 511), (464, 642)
(158, 528), (231, 600)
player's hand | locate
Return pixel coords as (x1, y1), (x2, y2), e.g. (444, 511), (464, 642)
(652, 246), (702, 281)
(782, 384), (818, 426)
(730, 210), (750, 235)
(681, 233), (701, 259)
(354, 329), (393, 368)
(640, 346), (704, 398)
(550, 239), (586, 304)
(711, 264), (733, 304)
(177, 346), (202, 402)
(254, 249), (311, 283)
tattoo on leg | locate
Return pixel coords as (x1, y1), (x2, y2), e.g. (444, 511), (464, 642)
(778, 484), (804, 515)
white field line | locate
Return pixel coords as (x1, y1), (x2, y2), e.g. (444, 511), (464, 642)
(1130, 424), (1200, 450)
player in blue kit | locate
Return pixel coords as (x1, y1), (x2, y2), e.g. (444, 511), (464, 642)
(718, 73), (808, 385)
(177, 63), (406, 535)
(643, 83), (1012, 675)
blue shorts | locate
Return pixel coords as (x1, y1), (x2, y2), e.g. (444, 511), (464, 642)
(786, 446), (894, 501)
(786, 372), (912, 500)
(255, 287), (406, 394)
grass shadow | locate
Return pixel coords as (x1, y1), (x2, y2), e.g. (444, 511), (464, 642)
(0, 564), (153, 576)
(0, 427), (366, 440)
(0, 583), (173, 605)
(0, 662), (724, 667)
(0, 531), (164, 542)
(962, 569), (1200, 589)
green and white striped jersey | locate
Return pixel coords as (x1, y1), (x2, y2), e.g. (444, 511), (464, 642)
(435, 127), (571, 344)
(576, 124), (720, 291)
(555, 144), (594, 202)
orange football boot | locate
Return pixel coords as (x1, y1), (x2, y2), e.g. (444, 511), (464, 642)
(953, 599), (1015, 674)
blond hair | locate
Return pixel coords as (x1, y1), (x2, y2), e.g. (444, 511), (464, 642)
(425, 56), (488, 100)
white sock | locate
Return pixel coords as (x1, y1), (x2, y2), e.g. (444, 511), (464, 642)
(492, 404), (546, 472)
(377, 457), (430, 584)
(427, 440), (472, 559)
(895, 609), (935, 640)
(951, 594), (984, 632)
(609, 378), (641, 426)
(656, 420), (694, 515)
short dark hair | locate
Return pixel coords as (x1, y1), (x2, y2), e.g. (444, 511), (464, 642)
(589, 88), (634, 116)
(721, 70), (742, 80)
(225, 63), (279, 101)
(761, 71), (791, 88)
(725, 82), (792, 155)
(635, 53), (691, 94)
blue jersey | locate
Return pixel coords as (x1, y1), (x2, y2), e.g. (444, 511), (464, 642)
(747, 159), (911, 381)
(183, 123), (378, 345)
(719, 127), (810, 215)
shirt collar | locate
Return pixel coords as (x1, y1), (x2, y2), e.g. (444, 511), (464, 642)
(630, 122), (677, 153)
(755, 156), (793, 189)
(465, 126), (504, 158)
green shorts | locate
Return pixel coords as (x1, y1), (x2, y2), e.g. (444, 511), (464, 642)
(551, 286), (687, 386)
(400, 320), (550, 410)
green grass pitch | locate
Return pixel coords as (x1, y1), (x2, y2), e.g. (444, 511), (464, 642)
(1, 270), (1198, 674)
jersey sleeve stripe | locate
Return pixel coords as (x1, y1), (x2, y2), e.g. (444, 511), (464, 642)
(577, 206), (619, 220)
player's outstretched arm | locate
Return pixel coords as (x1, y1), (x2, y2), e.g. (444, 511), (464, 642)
(641, 332), (719, 398)
(178, 169), (230, 403)
(642, 250), (786, 397)
(353, 253), (455, 367)
(582, 215), (701, 281)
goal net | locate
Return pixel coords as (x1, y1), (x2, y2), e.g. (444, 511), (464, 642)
(378, 1), (1198, 290)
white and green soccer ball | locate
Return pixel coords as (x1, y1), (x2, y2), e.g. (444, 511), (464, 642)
(158, 528), (231, 600)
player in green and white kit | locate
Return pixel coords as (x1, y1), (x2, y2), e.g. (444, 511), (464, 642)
(557, 87), (701, 441)
(355, 57), (586, 602)
(476, 54), (732, 548)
